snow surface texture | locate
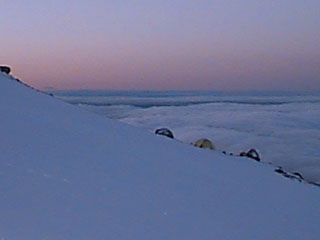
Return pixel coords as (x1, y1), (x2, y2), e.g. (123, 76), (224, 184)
(57, 92), (320, 184)
(1, 72), (320, 239)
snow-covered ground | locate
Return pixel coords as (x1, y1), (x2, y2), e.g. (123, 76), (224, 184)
(57, 91), (320, 185)
(1, 72), (320, 239)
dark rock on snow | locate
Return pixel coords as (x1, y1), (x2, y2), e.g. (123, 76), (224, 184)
(0, 66), (11, 74)
(155, 128), (174, 139)
(240, 148), (260, 162)
(275, 167), (304, 182)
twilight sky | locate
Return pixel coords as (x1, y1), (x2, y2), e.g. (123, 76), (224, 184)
(1, 0), (320, 91)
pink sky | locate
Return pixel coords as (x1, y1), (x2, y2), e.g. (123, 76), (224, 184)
(2, 0), (320, 91)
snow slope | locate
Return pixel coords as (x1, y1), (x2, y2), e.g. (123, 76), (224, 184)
(57, 91), (320, 184)
(0, 72), (319, 239)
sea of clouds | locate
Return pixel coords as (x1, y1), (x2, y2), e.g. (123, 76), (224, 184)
(57, 92), (320, 184)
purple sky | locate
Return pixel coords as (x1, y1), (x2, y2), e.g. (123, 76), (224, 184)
(1, 0), (320, 91)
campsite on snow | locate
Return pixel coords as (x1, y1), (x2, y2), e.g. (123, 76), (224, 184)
(1, 68), (319, 239)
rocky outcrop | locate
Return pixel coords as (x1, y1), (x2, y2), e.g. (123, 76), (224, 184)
(155, 128), (174, 139)
(239, 148), (260, 162)
(0, 66), (11, 74)
(275, 167), (304, 182)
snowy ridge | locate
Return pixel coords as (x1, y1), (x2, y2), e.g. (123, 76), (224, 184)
(0, 72), (319, 239)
